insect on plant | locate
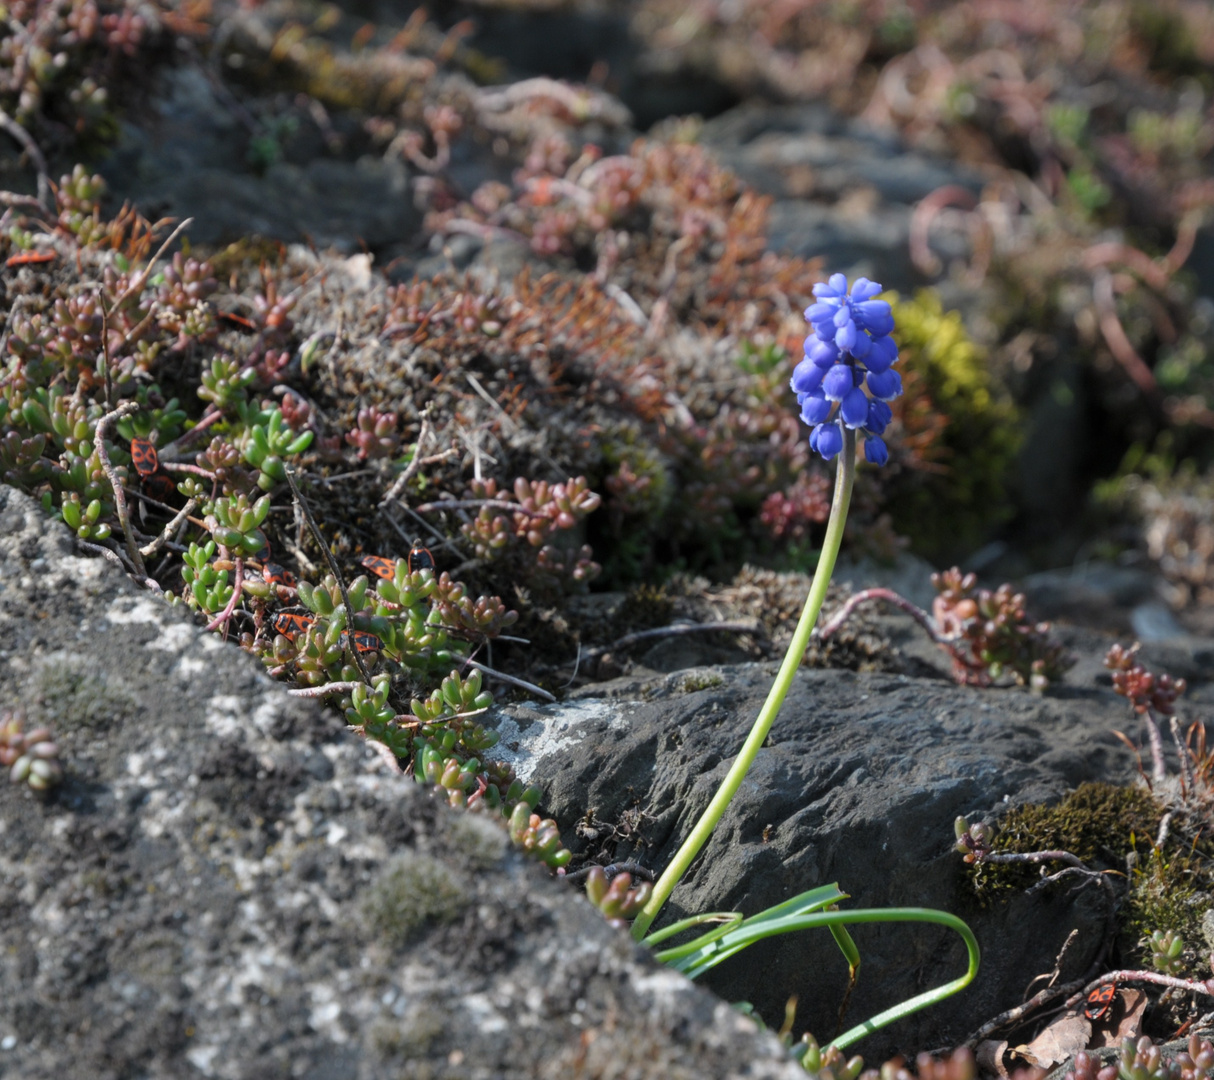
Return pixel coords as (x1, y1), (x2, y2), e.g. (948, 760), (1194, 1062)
(360, 555), (397, 580)
(1084, 983), (1116, 1021)
(270, 611), (316, 641)
(408, 540), (436, 574)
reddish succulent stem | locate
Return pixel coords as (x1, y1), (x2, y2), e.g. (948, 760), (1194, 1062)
(1069, 970), (1214, 1007)
(159, 462), (217, 478)
(816, 587), (987, 677)
(167, 408), (224, 453)
(204, 557), (243, 635)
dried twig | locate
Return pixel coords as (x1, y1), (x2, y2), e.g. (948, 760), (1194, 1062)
(413, 498), (548, 517)
(140, 498), (198, 558)
(580, 620), (762, 662)
(93, 402), (146, 579)
(978, 849), (1089, 870)
(1171, 717), (1194, 794)
(1067, 970), (1214, 1008)
(288, 681), (365, 698)
(0, 107), (50, 209)
(380, 407), (460, 507)
(1091, 269), (1158, 399)
(363, 736), (404, 775)
(964, 972), (1092, 1047)
(463, 659), (555, 702)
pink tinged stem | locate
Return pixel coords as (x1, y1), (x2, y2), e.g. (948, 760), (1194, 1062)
(204, 558), (243, 635)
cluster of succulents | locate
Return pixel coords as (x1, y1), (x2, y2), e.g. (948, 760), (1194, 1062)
(581, 866), (653, 930)
(798, 1043), (979, 1080)
(1105, 643), (1187, 718)
(930, 568), (1075, 690)
(1065, 1036), (1214, 1080)
(0, 710), (62, 792)
(458, 476), (602, 587)
(0, 0), (168, 155)
(1109, 465), (1214, 611)
(1104, 641), (1186, 785)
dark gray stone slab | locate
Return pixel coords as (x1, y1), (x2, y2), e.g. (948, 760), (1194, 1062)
(492, 651), (1164, 1062)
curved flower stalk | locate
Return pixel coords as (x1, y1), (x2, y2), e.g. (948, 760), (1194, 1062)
(625, 275), (973, 1050)
(632, 275), (904, 941)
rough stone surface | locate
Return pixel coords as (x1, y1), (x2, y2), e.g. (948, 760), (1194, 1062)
(0, 483), (808, 1080)
(492, 634), (1214, 1063)
(699, 102), (986, 287)
(101, 65), (419, 251)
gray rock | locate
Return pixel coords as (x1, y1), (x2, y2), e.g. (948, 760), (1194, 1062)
(699, 102), (987, 292)
(0, 482), (807, 1080)
(493, 658), (1152, 1062)
(101, 66), (419, 251)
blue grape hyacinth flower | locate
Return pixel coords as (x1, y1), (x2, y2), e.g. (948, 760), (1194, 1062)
(791, 274), (901, 463)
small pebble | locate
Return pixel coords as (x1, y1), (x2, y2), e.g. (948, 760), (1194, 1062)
(1, 1035), (16, 1050)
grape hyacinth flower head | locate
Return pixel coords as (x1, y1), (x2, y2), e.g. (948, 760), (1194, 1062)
(791, 274), (901, 463)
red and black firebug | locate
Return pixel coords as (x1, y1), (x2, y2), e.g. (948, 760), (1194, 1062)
(1083, 983), (1116, 1021)
(270, 612), (315, 641)
(130, 437), (160, 478)
(340, 630), (382, 654)
(263, 563), (295, 587)
(360, 555), (396, 580)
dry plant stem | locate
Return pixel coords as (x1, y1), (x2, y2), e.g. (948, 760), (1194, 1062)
(631, 429), (857, 942)
(1069, 971), (1214, 1007)
(363, 736), (404, 775)
(1143, 710), (1167, 787)
(1171, 717), (1194, 793)
(465, 371), (521, 435)
(167, 409), (224, 453)
(93, 402), (147, 579)
(391, 707), (490, 731)
(582, 620), (763, 660)
(288, 681), (364, 698)
(464, 659), (555, 703)
(413, 498), (550, 517)
(964, 971), (1092, 1047)
(1156, 811), (1172, 850)
(817, 586), (945, 642)
(1092, 269), (1158, 399)
(112, 218), (195, 310)
(0, 191), (44, 210)
(77, 539), (130, 574)
(979, 850), (1088, 870)
(140, 498), (198, 558)
(380, 408), (435, 506)
(283, 464), (374, 687)
(0, 107), (50, 208)
(910, 185), (977, 277)
(204, 558), (243, 634)
(817, 587), (996, 679)
(1025, 865), (1116, 897)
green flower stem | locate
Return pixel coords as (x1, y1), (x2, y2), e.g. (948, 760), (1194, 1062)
(631, 429), (858, 942)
